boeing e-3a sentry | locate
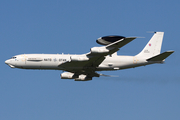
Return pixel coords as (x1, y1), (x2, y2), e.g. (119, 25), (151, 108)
(5, 32), (174, 81)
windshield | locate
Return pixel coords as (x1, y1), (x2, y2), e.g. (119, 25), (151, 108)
(11, 57), (17, 59)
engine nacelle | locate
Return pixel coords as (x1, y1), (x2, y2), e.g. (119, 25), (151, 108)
(70, 56), (89, 61)
(75, 75), (92, 81)
(96, 35), (125, 45)
(90, 47), (109, 54)
(61, 72), (78, 79)
(61, 72), (92, 81)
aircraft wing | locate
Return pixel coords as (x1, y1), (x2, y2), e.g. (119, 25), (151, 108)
(58, 37), (136, 77)
(84, 37), (137, 59)
(106, 37), (137, 49)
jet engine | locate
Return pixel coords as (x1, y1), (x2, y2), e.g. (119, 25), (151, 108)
(96, 35), (125, 45)
(60, 72), (92, 81)
(61, 72), (78, 79)
(90, 47), (109, 53)
(75, 75), (92, 81)
(70, 56), (89, 61)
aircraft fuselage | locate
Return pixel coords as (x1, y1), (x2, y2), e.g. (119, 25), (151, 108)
(5, 54), (152, 71)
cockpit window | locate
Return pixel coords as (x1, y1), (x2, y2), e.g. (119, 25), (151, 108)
(11, 57), (17, 59)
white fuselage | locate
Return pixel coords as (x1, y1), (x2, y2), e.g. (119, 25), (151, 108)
(5, 54), (152, 71)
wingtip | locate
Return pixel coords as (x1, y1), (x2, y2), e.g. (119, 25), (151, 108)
(127, 36), (145, 39)
(166, 50), (175, 53)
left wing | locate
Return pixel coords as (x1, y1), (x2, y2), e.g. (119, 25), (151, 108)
(58, 37), (136, 77)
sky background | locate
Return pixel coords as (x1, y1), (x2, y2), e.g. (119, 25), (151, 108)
(0, 0), (180, 120)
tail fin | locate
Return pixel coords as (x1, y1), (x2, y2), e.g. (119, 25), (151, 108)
(136, 32), (164, 58)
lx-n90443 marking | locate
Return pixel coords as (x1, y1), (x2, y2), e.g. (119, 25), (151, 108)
(5, 32), (174, 81)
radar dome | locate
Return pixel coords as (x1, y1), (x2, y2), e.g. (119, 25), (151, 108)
(96, 35), (125, 45)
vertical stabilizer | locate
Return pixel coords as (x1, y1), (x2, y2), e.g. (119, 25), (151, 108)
(136, 32), (164, 58)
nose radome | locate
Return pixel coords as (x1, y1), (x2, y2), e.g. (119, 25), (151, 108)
(5, 60), (9, 64)
(5, 59), (15, 68)
(5, 59), (11, 64)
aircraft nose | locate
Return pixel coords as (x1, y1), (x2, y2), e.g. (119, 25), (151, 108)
(5, 59), (10, 64)
(5, 59), (15, 68)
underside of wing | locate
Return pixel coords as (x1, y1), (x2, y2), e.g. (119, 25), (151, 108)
(58, 55), (105, 70)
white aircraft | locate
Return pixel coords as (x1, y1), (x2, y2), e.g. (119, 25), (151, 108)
(5, 32), (174, 81)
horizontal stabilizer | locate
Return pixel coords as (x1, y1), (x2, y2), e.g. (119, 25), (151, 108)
(147, 51), (174, 61)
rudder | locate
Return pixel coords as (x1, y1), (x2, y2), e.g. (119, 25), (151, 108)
(136, 32), (164, 58)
